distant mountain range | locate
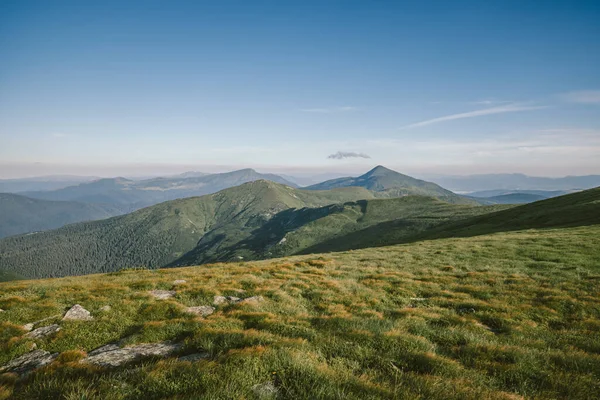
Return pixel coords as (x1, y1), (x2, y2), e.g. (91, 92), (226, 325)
(0, 175), (100, 193)
(432, 173), (600, 192)
(306, 166), (475, 204)
(0, 193), (123, 238)
(23, 169), (298, 211)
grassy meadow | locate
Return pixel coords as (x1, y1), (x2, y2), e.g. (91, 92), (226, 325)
(1, 224), (599, 399)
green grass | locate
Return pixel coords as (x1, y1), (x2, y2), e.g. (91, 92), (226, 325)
(1, 225), (599, 399)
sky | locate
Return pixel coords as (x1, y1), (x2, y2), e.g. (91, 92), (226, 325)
(1, 0), (599, 179)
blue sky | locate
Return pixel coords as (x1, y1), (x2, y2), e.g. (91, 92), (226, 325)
(1, 0), (599, 178)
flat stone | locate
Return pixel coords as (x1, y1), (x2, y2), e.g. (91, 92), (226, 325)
(63, 304), (93, 321)
(99, 305), (111, 312)
(88, 343), (120, 356)
(213, 295), (241, 305)
(0, 350), (58, 376)
(178, 353), (210, 362)
(23, 323), (34, 332)
(0, 308), (4, 312)
(185, 306), (215, 317)
(252, 381), (278, 399)
(82, 341), (183, 368)
(173, 280), (187, 285)
(25, 324), (61, 339)
(149, 290), (176, 300)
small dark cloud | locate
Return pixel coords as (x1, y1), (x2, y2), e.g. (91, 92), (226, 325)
(327, 151), (371, 160)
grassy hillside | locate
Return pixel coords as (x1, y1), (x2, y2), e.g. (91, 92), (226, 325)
(0, 193), (124, 239)
(24, 169), (298, 211)
(306, 166), (474, 204)
(0, 181), (375, 279)
(171, 197), (510, 266)
(0, 225), (598, 399)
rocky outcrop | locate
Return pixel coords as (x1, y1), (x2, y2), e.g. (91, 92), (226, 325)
(213, 295), (264, 306)
(63, 304), (93, 321)
(185, 306), (215, 317)
(0, 350), (58, 376)
(25, 324), (61, 339)
(173, 280), (187, 285)
(82, 341), (183, 368)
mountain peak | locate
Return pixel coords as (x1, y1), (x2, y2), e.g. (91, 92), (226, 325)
(363, 165), (396, 177)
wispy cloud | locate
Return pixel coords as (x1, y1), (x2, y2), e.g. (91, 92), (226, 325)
(403, 103), (548, 129)
(327, 151), (371, 160)
(300, 106), (358, 113)
(561, 90), (600, 104)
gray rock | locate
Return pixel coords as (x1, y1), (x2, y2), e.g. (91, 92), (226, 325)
(252, 381), (278, 399)
(185, 306), (215, 317)
(23, 323), (34, 332)
(213, 295), (241, 305)
(88, 343), (120, 356)
(149, 290), (176, 300)
(63, 304), (93, 321)
(0, 350), (58, 376)
(82, 341), (183, 368)
(0, 308), (4, 312)
(173, 279), (187, 285)
(25, 324), (61, 339)
(178, 353), (210, 362)
(99, 305), (112, 312)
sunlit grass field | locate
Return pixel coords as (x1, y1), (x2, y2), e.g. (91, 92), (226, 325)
(1, 225), (599, 399)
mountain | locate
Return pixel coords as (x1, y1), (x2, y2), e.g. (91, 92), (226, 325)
(466, 189), (573, 198)
(478, 193), (548, 204)
(0, 181), (375, 279)
(432, 173), (600, 192)
(0, 175), (100, 193)
(306, 165), (474, 204)
(0, 193), (124, 239)
(24, 169), (298, 211)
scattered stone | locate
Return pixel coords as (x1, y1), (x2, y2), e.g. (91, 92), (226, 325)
(213, 295), (241, 305)
(173, 280), (187, 285)
(0, 308), (4, 312)
(23, 323), (34, 332)
(185, 306), (215, 317)
(29, 343), (37, 351)
(409, 297), (427, 301)
(25, 324), (61, 339)
(99, 305), (112, 312)
(178, 353), (210, 362)
(63, 304), (93, 321)
(82, 342), (183, 368)
(240, 296), (264, 304)
(0, 350), (58, 376)
(88, 343), (120, 356)
(252, 381), (278, 399)
(149, 290), (176, 300)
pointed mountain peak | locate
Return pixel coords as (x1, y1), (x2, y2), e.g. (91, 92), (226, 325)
(363, 165), (396, 177)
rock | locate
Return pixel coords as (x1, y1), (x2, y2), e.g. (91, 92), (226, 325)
(82, 342), (183, 368)
(0, 308), (4, 312)
(88, 343), (120, 356)
(185, 306), (215, 317)
(240, 296), (264, 304)
(63, 304), (93, 321)
(149, 290), (176, 300)
(173, 280), (187, 285)
(178, 353), (210, 362)
(0, 350), (58, 376)
(213, 295), (241, 306)
(99, 305), (111, 312)
(25, 324), (61, 339)
(23, 323), (34, 332)
(252, 381), (278, 399)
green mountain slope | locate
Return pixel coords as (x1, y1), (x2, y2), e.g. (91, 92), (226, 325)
(0, 193), (124, 239)
(0, 181), (375, 279)
(24, 169), (298, 211)
(171, 196), (509, 266)
(323, 187), (600, 251)
(306, 165), (474, 204)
